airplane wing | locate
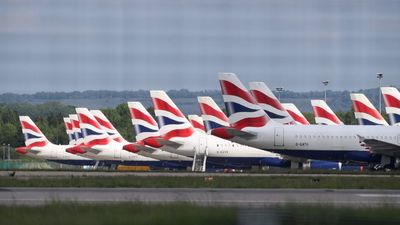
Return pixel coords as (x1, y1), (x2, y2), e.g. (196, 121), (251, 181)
(358, 135), (400, 157)
(154, 138), (182, 148)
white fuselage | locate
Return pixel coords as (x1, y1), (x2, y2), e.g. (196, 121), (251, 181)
(27, 144), (93, 162)
(234, 121), (400, 162)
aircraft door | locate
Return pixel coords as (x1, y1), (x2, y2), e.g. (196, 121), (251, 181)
(274, 127), (284, 147)
(114, 148), (121, 159)
(198, 137), (207, 155)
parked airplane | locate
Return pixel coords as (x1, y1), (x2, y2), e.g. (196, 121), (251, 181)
(16, 116), (95, 165)
(218, 73), (400, 168)
(281, 103), (310, 125)
(311, 100), (344, 125)
(69, 114), (84, 146)
(188, 115), (206, 133)
(381, 87), (400, 126)
(90, 109), (192, 168)
(66, 108), (166, 168)
(198, 95), (344, 169)
(248, 82), (295, 124)
(151, 90), (291, 171)
(350, 93), (388, 126)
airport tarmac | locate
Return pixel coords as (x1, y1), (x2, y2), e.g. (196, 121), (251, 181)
(1, 171), (400, 178)
(0, 188), (399, 206)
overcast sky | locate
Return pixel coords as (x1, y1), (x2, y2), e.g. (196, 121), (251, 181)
(0, 0), (399, 94)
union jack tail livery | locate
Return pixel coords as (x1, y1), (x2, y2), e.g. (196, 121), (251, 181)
(281, 103), (310, 125)
(69, 114), (84, 145)
(219, 73), (269, 130)
(19, 116), (50, 148)
(150, 91), (195, 140)
(311, 100), (343, 125)
(63, 117), (76, 145)
(76, 108), (111, 147)
(249, 82), (295, 124)
(127, 101), (162, 148)
(188, 115), (205, 133)
(350, 93), (388, 126)
(381, 87), (400, 125)
(90, 110), (125, 143)
(197, 96), (229, 131)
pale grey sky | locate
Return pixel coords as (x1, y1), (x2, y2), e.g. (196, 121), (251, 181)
(0, 0), (399, 93)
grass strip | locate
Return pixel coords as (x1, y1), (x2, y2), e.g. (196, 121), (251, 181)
(0, 176), (399, 189)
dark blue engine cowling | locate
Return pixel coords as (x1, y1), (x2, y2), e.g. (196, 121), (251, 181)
(309, 160), (341, 170)
(260, 158), (291, 168)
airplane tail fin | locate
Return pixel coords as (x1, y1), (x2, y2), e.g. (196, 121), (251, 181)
(219, 73), (269, 130)
(90, 110), (125, 143)
(75, 108), (111, 146)
(63, 117), (76, 145)
(311, 100), (343, 125)
(249, 81), (295, 124)
(19, 116), (50, 148)
(150, 90), (195, 140)
(350, 93), (388, 126)
(69, 114), (84, 145)
(281, 103), (310, 125)
(188, 115), (205, 133)
(197, 96), (230, 132)
(381, 87), (400, 125)
(127, 101), (162, 147)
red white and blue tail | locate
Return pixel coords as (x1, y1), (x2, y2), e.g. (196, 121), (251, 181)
(219, 73), (269, 130)
(69, 114), (84, 145)
(127, 101), (161, 144)
(350, 93), (388, 126)
(381, 87), (400, 126)
(188, 115), (205, 133)
(197, 96), (230, 132)
(19, 116), (50, 148)
(249, 82), (295, 125)
(75, 108), (111, 146)
(311, 100), (343, 125)
(90, 110), (125, 143)
(281, 103), (310, 125)
(63, 117), (76, 145)
(150, 90), (195, 140)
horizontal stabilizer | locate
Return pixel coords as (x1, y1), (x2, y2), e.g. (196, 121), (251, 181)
(82, 146), (102, 155)
(224, 127), (257, 140)
(154, 138), (182, 148)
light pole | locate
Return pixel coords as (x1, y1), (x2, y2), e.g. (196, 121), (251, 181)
(322, 80), (329, 102)
(377, 73), (383, 114)
(7, 144), (10, 160)
(2, 144), (4, 160)
(276, 87), (284, 101)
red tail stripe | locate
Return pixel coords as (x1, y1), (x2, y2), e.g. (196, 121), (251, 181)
(78, 113), (103, 130)
(220, 80), (257, 104)
(20, 121), (42, 134)
(287, 110), (309, 125)
(312, 106), (341, 124)
(163, 127), (194, 140)
(383, 94), (400, 108)
(71, 120), (80, 129)
(152, 98), (185, 118)
(199, 103), (229, 122)
(129, 108), (158, 126)
(231, 116), (267, 130)
(190, 119), (205, 131)
(352, 100), (384, 120)
(251, 89), (284, 111)
(93, 116), (114, 130)
(64, 122), (73, 130)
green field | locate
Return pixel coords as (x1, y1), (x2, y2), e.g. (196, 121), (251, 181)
(1, 175), (400, 189)
(0, 203), (399, 225)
